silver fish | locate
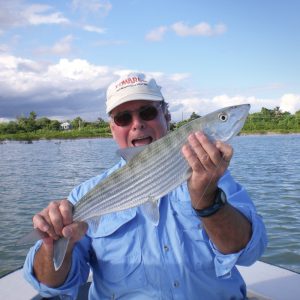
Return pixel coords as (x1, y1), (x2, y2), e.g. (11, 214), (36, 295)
(19, 104), (250, 270)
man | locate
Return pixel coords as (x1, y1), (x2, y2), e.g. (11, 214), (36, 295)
(24, 72), (267, 299)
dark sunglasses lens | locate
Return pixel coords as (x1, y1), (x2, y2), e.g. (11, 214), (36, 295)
(114, 112), (132, 126)
(140, 106), (158, 121)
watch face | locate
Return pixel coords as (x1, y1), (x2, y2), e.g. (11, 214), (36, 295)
(219, 189), (227, 204)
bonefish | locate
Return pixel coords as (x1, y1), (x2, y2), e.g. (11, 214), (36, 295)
(19, 104), (250, 270)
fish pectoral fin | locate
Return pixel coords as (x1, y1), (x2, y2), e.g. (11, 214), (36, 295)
(141, 198), (160, 226)
(117, 145), (146, 162)
(53, 237), (70, 271)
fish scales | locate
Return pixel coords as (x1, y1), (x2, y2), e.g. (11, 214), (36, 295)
(72, 105), (249, 224)
(72, 111), (224, 222)
(73, 130), (188, 221)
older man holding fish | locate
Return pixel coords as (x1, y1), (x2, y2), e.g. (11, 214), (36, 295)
(23, 73), (267, 299)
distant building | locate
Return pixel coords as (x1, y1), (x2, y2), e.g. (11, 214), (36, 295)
(60, 122), (71, 130)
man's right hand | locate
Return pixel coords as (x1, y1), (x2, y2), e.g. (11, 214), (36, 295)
(32, 199), (88, 250)
(32, 199), (88, 286)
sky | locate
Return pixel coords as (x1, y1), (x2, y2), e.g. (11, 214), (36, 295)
(0, 0), (299, 122)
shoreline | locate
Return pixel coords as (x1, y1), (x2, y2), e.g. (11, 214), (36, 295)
(1, 131), (299, 143)
(239, 131), (300, 137)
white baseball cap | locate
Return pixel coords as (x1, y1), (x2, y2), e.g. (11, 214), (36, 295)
(106, 72), (164, 114)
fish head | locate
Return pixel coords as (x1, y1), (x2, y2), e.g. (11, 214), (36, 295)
(201, 104), (250, 142)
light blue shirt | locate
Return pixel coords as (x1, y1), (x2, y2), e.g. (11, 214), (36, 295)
(24, 160), (267, 299)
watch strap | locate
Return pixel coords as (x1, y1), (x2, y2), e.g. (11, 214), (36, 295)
(193, 188), (227, 218)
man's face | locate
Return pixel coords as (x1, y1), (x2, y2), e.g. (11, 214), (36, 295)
(109, 100), (169, 149)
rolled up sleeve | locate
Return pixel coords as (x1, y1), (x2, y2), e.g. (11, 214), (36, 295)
(23, 237), (91, 299)
(208, 171), (268, 277)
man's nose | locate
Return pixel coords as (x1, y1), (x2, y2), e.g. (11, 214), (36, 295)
(131, 113), (145, 130)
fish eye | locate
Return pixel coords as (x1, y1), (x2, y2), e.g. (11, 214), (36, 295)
(218, 112), (228, 122)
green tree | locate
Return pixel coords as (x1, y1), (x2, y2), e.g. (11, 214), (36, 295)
(189, 112), (200, 120)
(26, 111), (38, 132)
(71, 117), (84, 130)
(49, 120), (61, 131)
(36, 117), (52, 130)
(16, 111), (38, 132)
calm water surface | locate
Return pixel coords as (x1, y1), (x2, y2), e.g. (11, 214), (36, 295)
(0, 135), (299, 276)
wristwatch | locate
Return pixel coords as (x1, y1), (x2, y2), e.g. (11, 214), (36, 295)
(193, 188), (227, 218)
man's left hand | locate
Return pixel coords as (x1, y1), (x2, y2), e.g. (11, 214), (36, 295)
(181, 131), (233, 210)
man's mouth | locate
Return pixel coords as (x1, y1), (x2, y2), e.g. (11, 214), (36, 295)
(132, 136), (153, 147)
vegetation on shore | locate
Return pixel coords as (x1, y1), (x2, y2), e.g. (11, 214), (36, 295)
(1, 107), (299, 142)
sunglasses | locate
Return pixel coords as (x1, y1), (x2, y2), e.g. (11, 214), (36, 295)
(111, 103), (162, 127)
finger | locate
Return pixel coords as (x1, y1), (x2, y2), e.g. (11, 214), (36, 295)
(32, 213), (50, 233)
(32, 212), (58, 240)
(48, 201), (64, 236)
(188, 133), (215, 170)
(62, 222), (88, 242)
(193, 132), (223, 166)
(216, 141), (233, 164)
(182, 144), (205, 173)
(59, 199), (73, 226)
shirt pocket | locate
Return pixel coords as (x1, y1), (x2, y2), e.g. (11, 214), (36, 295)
(88, 209), (148, 291)
(172, 200), (215, 273)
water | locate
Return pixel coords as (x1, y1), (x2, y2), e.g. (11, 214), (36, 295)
(0, 135), (299, 277)
(0, 138), (119, 276)
(230, 134), (300, 273)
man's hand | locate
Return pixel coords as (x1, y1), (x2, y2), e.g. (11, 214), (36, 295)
(32, 199), (87, 249)
(182, 131), (251, 253)
(32, 199), (88, 287)
(182, 131), (233, 209)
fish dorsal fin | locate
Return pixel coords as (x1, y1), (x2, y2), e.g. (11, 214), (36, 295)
(117, 145), (147, 162)
(141, 198), (160, 226)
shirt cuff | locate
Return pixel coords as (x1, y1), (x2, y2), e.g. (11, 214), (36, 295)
(209, 239), (243, 278)
(208, 207), (267, 277)
(23, 241), (82, 299)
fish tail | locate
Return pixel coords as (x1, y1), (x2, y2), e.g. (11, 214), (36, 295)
(16, 228), (48, 245)
(17, 228), (69, 271)
(53, 237), (70, 271)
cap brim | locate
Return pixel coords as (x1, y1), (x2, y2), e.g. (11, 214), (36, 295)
(106, 93), (163, 114)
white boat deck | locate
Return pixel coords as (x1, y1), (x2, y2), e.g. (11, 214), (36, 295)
(0, 261), (299, 299)
(237, 261), (300, 300)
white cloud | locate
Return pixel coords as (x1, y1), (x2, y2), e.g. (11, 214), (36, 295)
(160, 77), (299, 120)
(170, 73), (191, 82)
(145, 26), (168, 41)
(0, 54), (298, 122)
(280, 94), (300, 113)
(83, 24), (106, 34)
(0, 44), (10, 53)
(72, 0), (112, 15)
(0, 1), (69, 31)
(0, 55), (115, 120)
(146, 21), (227, 41)
(94, 39), (126, 46)
(22, 4), (69, 25)
(0, 118), (12, 123)
(35, 35), (74, 56)
(171, 22), (227, 37)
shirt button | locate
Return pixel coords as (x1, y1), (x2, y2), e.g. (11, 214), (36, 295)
(173, 280), (180, 288)
(163, 245), (169, 252)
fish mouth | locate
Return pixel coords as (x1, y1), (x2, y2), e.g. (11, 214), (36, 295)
(132, 136), (153, 147)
